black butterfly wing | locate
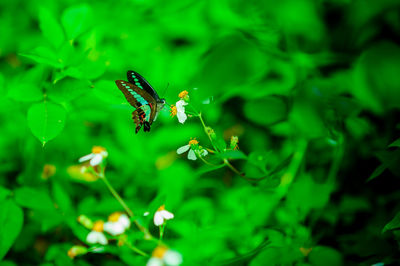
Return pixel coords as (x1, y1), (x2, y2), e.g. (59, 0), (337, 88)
(115, 80), (157, 132)
(127, 71), (162, 102)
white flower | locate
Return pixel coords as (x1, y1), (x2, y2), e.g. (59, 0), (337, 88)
(86, 231), (108, 245)
(177, 139), (208, 161)
(86, 220), (108, 245)
(79, 146), (108, 166)
(153, 205), (174, 226)
(147, 246), (183, 266)
(103, 212), (130, 236)
(164, 250), (183, 265)
(147, 257), (163, 266)
(175, 100), (188, 124)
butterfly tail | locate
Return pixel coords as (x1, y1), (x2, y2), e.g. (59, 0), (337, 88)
(143, 121), (151, 132)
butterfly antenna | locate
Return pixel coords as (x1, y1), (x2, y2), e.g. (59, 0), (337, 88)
(162, 82), (169, 98)
(161, 82), (174, 107)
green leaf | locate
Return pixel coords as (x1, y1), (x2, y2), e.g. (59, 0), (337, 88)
(367, 163), (387, 182)
(244, 96), (287, 126)
(250, 246), (303, 265)
(217, 150), (247, 160)
(0, 260), (17, 266)
(27, 101), (67, 145)
(308, 246), (342, 266)
(19, 46), (63, 68)
(92, 80), (125, 104)
(197, 163), (225, 175)
(382, 212), (400, 233)
(61, 4), (92, 41)
(0, 186), (11, 202)
(286, 174), (335, 216)
(7, 81), (43, 102)
(389, 138), (400, 148)
(0, 200), (24, 260)
(14, 187), (55, 211)
(52, 182), (72, 214)
(48, 78), (90, 103)
(39, 8), (65, 48)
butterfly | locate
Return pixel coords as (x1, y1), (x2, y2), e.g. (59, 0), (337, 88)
(115, 71), (166, 133)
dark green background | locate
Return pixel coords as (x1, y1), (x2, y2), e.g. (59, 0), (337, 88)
(1, 0), (400, 265)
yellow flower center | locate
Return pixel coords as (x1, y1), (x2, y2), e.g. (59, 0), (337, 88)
(170, 105), (177, 117)
(189, 139), (199, 146)
(92, 146), (106, 154)
(157, 204), (165, 211)
(152, 246), (168, 258)
(109, 212), (122, 222)
(178, 90), (188, 99)
(93, 220), (104, 232)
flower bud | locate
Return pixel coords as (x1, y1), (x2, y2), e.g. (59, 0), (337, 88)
(68, 245), (88, 259)
(206, 127), (217, 140)
(178, 90), (189, 102)
(78, 215), (94, 230)
(230, 136), (239, 150)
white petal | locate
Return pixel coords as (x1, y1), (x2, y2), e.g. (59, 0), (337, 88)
(79, 153), (94, 163)
(160, 210), (174, 220)
(96, 232), (108, 245)
(176, 111), (187, 124)
(200, 149), (208, 157)
(86, 231), (98, 244)
(101, 151), (109, 158)
(187, 149), (197, 160)
(86, 231), (108, 245)
(103, 222), (126, 236)
(143, 211), (150, 216)
(175, 100), (188, 109)
(153, 212), (164, 226)
(90, 154), (103, 166)
(118, 214), (131, 229)
(146, 257), (164, 266)
(164, 250), (183, 265)
(177, 145), (190, 154)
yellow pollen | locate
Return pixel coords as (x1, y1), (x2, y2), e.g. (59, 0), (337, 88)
(93, 220), (104, 232)
(92, 146), (106, 154)
(157, 204), (165, 211)
(189, 139), (199, 146)
(170, 105), (177, 117)
(109, 212), (122, 222)
(178, 90), (188, 99)
(152, 246), (168, 258)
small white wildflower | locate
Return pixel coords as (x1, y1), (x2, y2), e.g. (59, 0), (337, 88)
(147, 246), (183, 266)
(153, 205), (174, 226)
(177, 139), (208, 161)
(103, 212), (130, 236)
(79, 146), (108, 166)
(86, 221), (108, 245)
(175, 100), (188, 124)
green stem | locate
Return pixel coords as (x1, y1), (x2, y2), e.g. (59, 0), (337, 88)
(123, 240), (149, 257)
(159, 224), (165, 240)
(100, 173), (134, 217)
(98, 172), (153, 239)
(199, 155), (223, 167)
(276, 139), (308, 197)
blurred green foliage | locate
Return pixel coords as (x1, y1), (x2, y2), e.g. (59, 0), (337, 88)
(1, 0), (400, 265)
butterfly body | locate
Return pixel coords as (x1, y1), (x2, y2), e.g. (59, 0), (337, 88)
(115, 71), (165, 133)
